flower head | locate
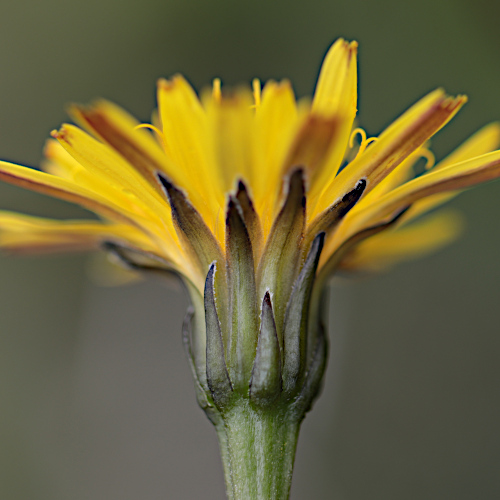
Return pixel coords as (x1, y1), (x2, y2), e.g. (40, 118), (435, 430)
(1, 39), (500, 413)
(1, 40), (498, 288)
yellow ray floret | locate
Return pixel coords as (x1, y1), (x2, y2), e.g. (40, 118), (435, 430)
(0, 212), (149, 254)
(339, 210), (464, 272)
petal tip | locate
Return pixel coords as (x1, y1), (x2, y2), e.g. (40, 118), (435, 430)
(348, 40), (358, 58)
(51, 125), (72, 145)
(159, 74), (189, 90)
(157, 77), (171, 91)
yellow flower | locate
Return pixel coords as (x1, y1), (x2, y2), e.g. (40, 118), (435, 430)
(2, 38), (500, 499)
(0, 39), (498, 294)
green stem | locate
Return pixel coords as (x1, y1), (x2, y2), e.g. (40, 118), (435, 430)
(216, 399), (301, 500)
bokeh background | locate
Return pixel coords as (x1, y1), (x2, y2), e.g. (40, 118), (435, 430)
(0, 0), (499, 498)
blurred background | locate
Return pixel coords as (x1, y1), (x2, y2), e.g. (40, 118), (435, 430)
(0, 0), (499, 498)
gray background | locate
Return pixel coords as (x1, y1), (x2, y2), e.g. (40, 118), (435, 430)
(0, 0), (499, 498)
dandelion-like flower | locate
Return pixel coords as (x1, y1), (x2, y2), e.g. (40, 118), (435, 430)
(1, 39), (500, 499)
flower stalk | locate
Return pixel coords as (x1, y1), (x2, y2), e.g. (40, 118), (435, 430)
(214, 401), (301, 500)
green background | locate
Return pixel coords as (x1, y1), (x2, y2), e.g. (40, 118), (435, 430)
(0, 0), (499, 498)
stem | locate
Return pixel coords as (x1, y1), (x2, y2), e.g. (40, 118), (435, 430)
(217, 399), (301, 500)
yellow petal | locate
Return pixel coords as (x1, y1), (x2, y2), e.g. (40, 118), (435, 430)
(157, 75), (224, 227)
(253, 80), (300, 233)
(42, 138), (83, 178)
(0, 212), (150, 254)
(53, 124), (163, 207)
(312, 38), (358, 118)
(435, 122), (500, 171)
(203, 86), (254, 194)
(309, 39), (358, 203)
(313, 90), (466, 218)
(401, 123), (500, 223)
(339, 210), (463, 272)
(0, 160), (145, 227)
(44, 137), (150, 215)
(69, 100), (176, 196)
